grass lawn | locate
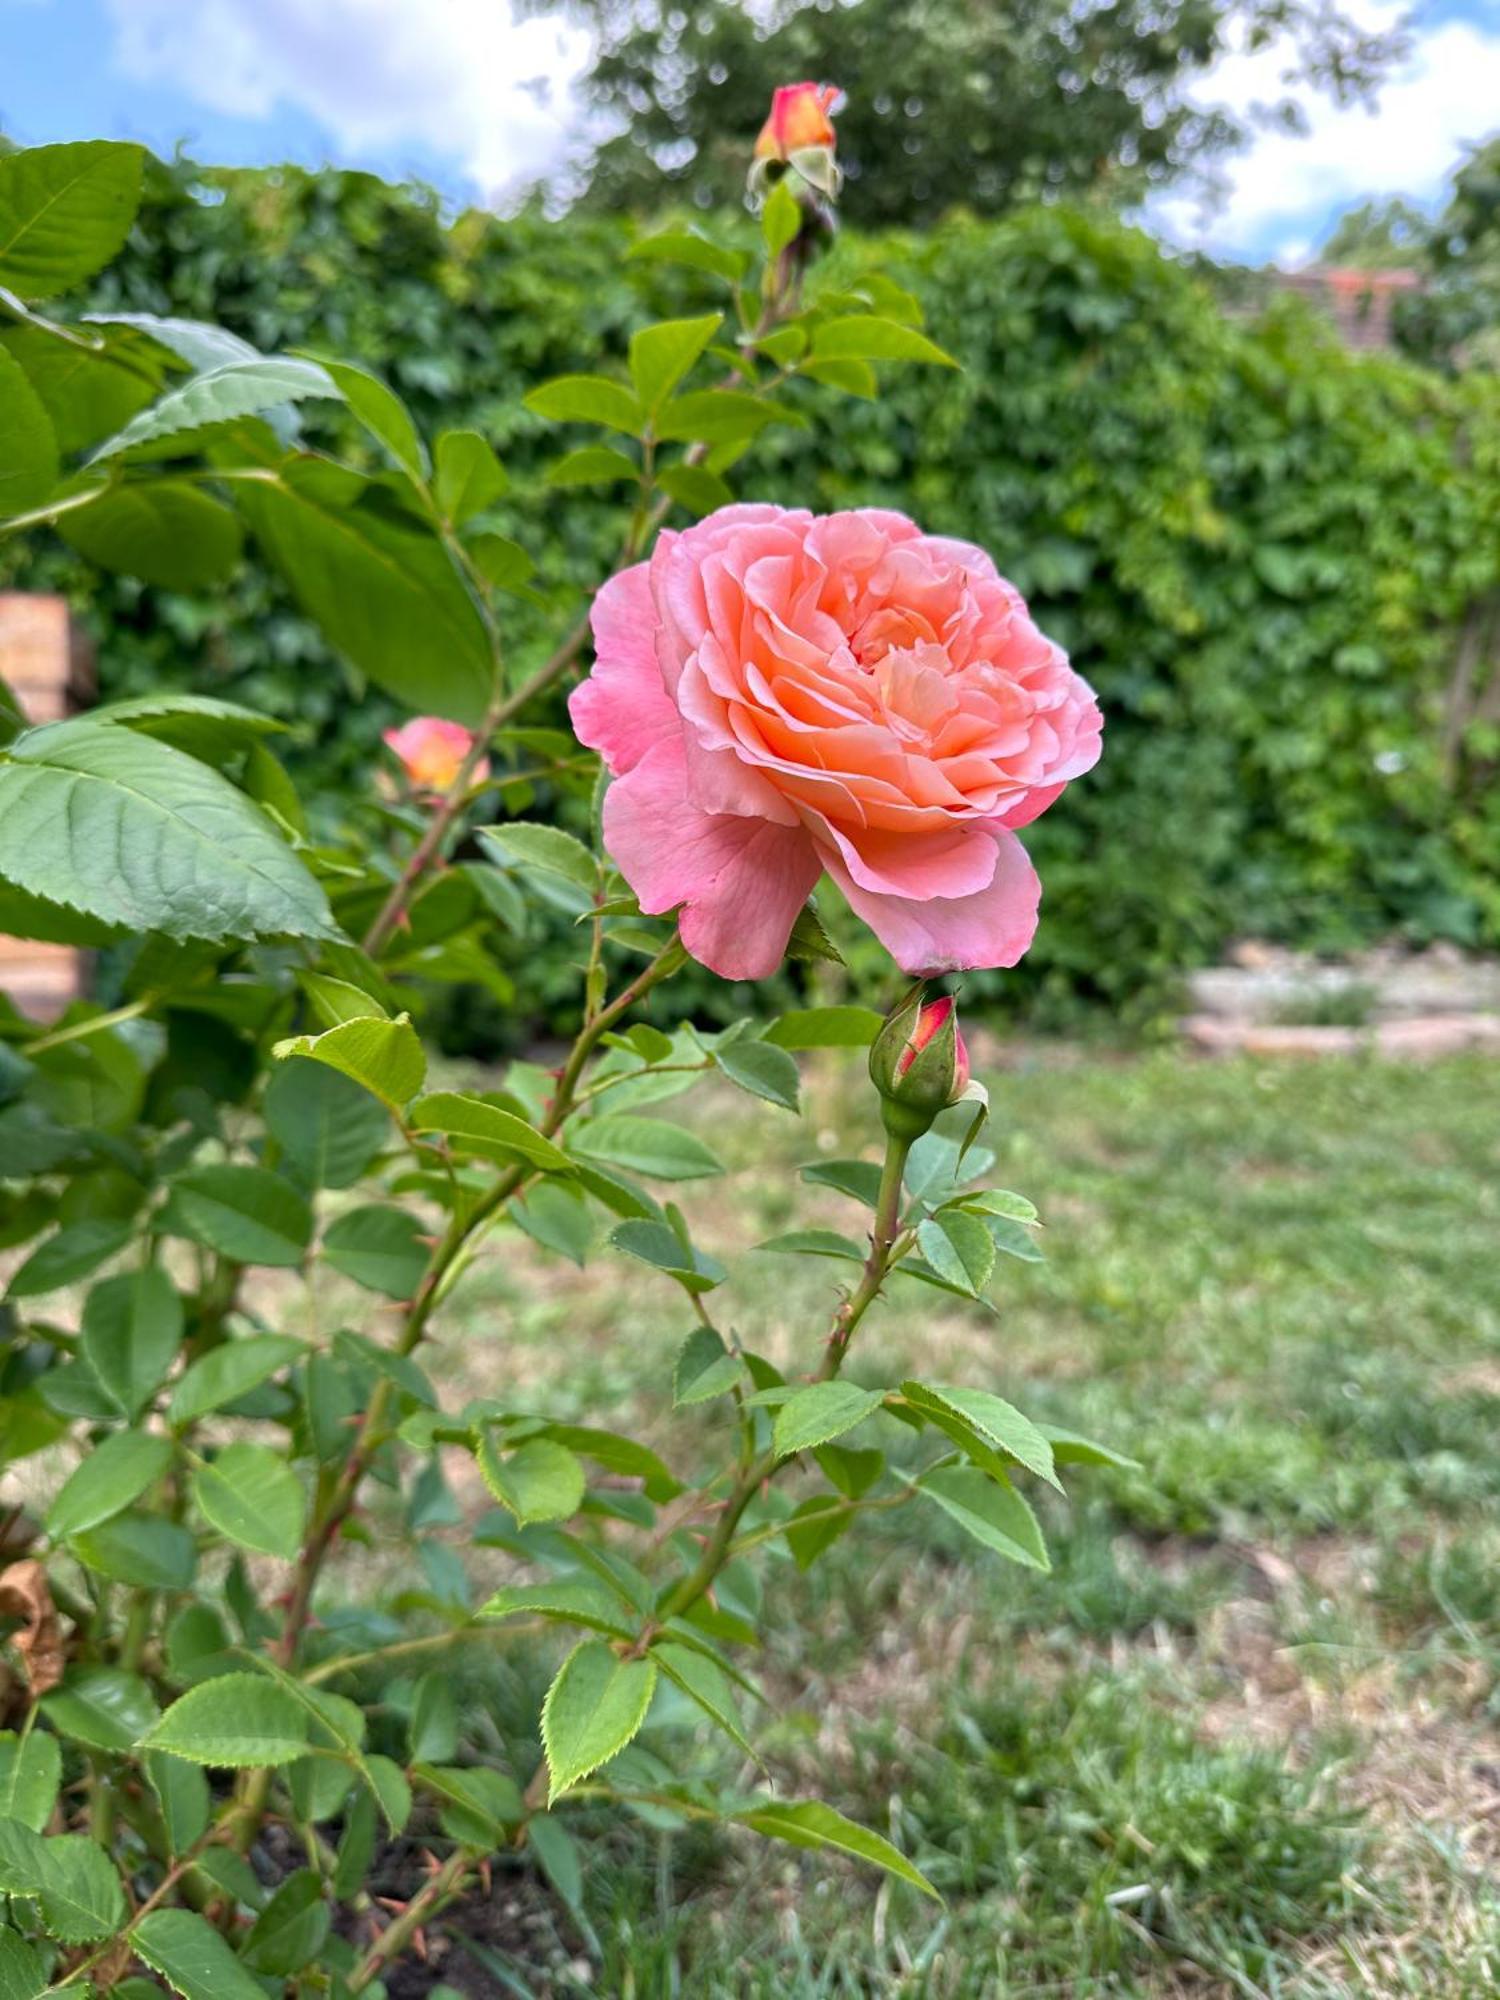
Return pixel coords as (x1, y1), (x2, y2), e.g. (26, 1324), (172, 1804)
(338, 1050), (1500, 1995)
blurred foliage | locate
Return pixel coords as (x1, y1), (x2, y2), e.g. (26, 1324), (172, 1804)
(4, 154), (1499, 1034)
(1401, 135), (1500, 372)
(553, 0), (1403, 227)
(1321, 194), (1434, 270)
(1321, 137), (1500, 372)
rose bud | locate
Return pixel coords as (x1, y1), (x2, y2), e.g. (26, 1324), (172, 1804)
(748, 82), (842, 207)
(754, 82), (838, 164)
(869, 986), (970, 1141)
(383, 718), (488, 795)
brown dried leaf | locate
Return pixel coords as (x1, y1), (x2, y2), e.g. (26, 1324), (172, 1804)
(0, 1558), (64, 1694)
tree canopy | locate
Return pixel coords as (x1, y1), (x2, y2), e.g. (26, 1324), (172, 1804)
(556, 0), (1404, 226)
(1319, 136), (1500, 369)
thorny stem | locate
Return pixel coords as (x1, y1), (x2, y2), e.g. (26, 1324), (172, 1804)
(515, 1131), (911, 1814)
(231, 934), (685, 1852)
(302, 1615), (545, 1686)
(347, 1848), (471, 1995)
(641, 1130), (912, 1638)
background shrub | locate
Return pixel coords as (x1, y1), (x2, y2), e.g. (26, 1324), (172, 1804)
(5, 156), (1497, 1029)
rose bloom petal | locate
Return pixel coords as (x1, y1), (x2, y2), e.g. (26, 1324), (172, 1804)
(571, 505), (1101, 980)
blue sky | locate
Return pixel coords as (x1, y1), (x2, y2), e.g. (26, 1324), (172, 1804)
(4, 0), (1498, 263)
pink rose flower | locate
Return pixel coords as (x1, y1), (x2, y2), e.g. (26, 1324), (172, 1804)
(383, 717), (487, 794)
(569, 505), (1102, 980)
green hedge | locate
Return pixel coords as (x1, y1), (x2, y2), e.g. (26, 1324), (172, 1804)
(4, 158), (1497, 1027)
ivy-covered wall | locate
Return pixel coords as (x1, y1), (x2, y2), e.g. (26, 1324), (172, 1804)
(5, 157), (1497, 1027)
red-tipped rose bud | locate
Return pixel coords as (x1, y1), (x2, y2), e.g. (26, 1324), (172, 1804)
(754, 82), (838, 163)
(748, 82), (843, 209)
(869, 985), (970, 1141)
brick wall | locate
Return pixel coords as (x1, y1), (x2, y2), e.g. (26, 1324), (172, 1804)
(0, 594), (90, 1021)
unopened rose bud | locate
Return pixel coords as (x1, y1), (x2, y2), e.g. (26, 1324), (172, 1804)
(754, 82), (838, 163)
(748, 81), (843, 209)
(383, 718), (488, 795)
(869, 986), (970, 1141)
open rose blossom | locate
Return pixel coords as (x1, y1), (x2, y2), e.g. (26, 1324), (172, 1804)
(383, 717), (487, 794)
(570, 505), (1102, 979)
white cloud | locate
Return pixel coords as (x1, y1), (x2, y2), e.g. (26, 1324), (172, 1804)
(1152, 2), (1500, 263)
(101, 0), (592, 199)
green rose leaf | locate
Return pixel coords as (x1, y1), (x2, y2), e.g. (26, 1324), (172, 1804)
(900, 1382), (1058, 1487)
(57, 483), (243, 592)
(609, 1219), (725, 1294)
(0, 718), (333, 942)
(409, 1091), (574, 1172)
(773, 1382), (885, 1458)
(168, 1333), (304, 1426)
(571, 1115), (724, 1181)
(81, 1266), (183, 1420)
(0, 139), (143, 299)
(160, 1165), (313, 1269)
(0, 1727), (60, 1830)
(715, 1039), (800, 1112)
(235, 462), (495, 727)
(6, 1217), (130, 1298)
(541, 1640), (657, 1803)
(141, 1673), (312, 1767)
(476, 1433), (586, 1527)
(322, 1205), (428, 1299)
(40, 1668), (159, 1754)
(629, 313), (723, 412)
(433, 428), (507, 522)
(524, 374), (645, 434)
(70, 1513), (197, 1591)
(315, 356), (427, 480)
(135, 1907), (271, 2000)
(46, 1430), (173, 1539)
(673, 1324), (742, 1406)
(240, 1868), (331, 1976)
(810, 316), (957, 367)
(264, 1056), (389, 1189)
(191, 1442), (305, 1559)
(764, 1005), (882, 1050)
(275, 1015), (426, 1115)
(913, 1464), (1050, 1571)
(90, 354), (338, 460)
(0, 348), (59, 515)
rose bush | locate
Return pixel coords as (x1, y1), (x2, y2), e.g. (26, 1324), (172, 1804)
(0, 113), (1120, 1993)
(572, 505), (1102, 977)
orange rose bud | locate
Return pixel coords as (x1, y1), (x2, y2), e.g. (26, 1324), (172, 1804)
(754, 82), (838, 163)
(869, 986), (970, 1141)
(383, 717), (488, 794)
